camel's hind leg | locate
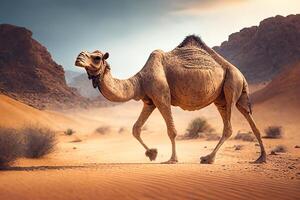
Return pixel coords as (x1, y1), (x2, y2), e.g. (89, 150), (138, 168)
(200, 69), (241, 164)
(133, 102), (157, 161)
(200, 96), (233, 164)
(236, 94), (266, 163)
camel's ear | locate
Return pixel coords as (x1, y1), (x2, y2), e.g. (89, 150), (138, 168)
(103, 52), (109, 60)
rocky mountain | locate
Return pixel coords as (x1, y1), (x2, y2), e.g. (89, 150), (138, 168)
(69, 74), (101, 99)
(213, 14), (300, 83)
(65, 70), (83, 84)
(0, 24), (89, 109)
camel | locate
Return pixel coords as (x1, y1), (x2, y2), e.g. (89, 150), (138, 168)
(75, 35), (266, 164)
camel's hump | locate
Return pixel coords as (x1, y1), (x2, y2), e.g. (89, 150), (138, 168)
(177, 35), (205, 49)
(167, 47), (221, 70)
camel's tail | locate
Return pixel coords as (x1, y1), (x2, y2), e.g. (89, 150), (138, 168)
(237, 78), (252, 114)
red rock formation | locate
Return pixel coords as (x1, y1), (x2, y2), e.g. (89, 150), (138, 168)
(0, 24), (89, 109)
(213, 14), (300, 83)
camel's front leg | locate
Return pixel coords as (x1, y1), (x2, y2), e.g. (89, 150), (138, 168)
(155, 102), (178, 164)
(133, 102), (157, 161)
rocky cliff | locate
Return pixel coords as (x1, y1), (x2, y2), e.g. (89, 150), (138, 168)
(0, 24), (89, 109)
(213, 14), (300, 83)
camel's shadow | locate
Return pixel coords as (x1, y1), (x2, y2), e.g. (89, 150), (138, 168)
(0, 165), (87, 171)
(0, 162), (166, 171)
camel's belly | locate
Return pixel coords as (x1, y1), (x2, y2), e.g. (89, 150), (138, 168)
(166, 68), (225, 111)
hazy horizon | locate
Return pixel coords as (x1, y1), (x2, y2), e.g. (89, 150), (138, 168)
(1, 0), (299, 78)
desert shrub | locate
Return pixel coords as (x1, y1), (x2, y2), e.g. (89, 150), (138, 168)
(22, 125), (57, 158)
(118, 127), (126, 134)
(264, 126), (283, 139)
(234, 131), (255, 142)
(271, 145), (287, 153)
(204, 132), (221, 141)
(183, 117), (215, 139)
(64, 128), (75, 136)
(234, 145), (243, 151)
(95, 125), (111, 135)
(0, 127), (24, 167)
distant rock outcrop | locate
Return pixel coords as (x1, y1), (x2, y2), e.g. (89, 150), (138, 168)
(65, 70), (83, 84)
(69, 74), (102, 99)
(213, 14), (300, 83)
(0, 24), (89, 109)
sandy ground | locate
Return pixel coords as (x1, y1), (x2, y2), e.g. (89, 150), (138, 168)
(0, 95), (300, 199)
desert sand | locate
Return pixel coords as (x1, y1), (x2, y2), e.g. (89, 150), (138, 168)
(0, 95), (299, 200)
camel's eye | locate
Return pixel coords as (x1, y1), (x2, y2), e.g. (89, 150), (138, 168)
(94, 56), (101, 61)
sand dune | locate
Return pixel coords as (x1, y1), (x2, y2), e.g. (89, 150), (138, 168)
(1, 96), (299, 200)
(0, 94), (83, 131)
(249, 62), (300, 135)
(0, 163), (299, 200)
(252, 62), (300, 109)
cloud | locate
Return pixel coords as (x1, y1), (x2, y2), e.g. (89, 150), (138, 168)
(171, 0), (249, 15)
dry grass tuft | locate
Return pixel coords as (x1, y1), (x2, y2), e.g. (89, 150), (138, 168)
(234, 131), (255, 142)
(22, 125), (57, 158)
(95, 125), (111, 135)
(0, 127), (24, 167)
(271, 145), (287, 153)
(264, 126), (283, 139)
(64, 128), (75, 136)
(234, 145), (243, 151)
(181, 117), (216, 140)
(118, 127), (127, 134)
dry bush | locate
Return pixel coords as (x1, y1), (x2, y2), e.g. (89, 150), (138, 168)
(234, 131), (255, 142)
(64, 128), (75, 136)
(234, 145), (243, 151)
(22, 125), (57, 158)
(264, 126), (283, 139)
(0, 127), (24, 167)
(271, 145), (287, 153)
(118, 127), (127, 134)
(182, 117), (215, 139)
(202, 132), (220, 141)
(95, 125), (111, 135)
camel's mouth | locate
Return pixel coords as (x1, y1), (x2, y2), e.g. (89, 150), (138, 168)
(75, 58), (85, 67)
(75, 52), (90, 68)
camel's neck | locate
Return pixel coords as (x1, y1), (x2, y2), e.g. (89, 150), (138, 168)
(98, 70), (141, 102)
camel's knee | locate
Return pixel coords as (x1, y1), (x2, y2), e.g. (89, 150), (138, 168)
(167, 130), (177, 139)
(223, 126), (232, 139)
(132, 123), (142, 138)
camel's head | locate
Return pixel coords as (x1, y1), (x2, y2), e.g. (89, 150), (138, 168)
(75, 50), (109, 76)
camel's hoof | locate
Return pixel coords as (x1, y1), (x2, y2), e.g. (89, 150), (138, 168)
(145, 148), (158, 161)
(200, 155), (215, 164)
(161, 159), (178, 164)
(251, 154), (267, 164)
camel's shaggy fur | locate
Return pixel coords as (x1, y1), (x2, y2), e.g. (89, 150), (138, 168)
(75, 35), (266, 164)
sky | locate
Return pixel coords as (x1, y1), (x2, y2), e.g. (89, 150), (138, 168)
(1, 0), (299, 78)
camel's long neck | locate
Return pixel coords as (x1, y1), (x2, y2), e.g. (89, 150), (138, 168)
(98, 70), (141, 102)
